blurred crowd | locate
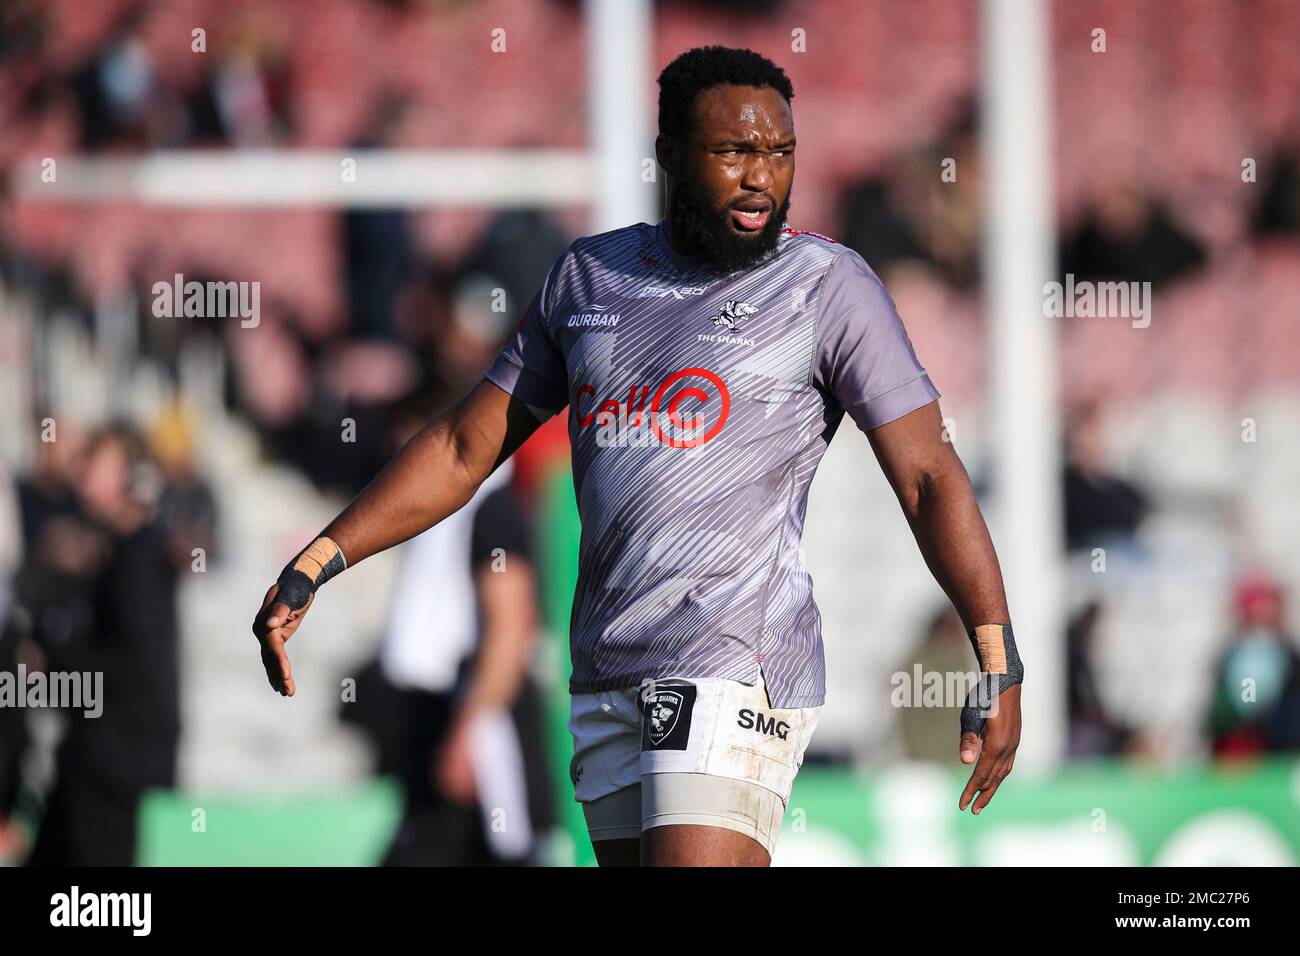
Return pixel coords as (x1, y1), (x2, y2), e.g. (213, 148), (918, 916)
(0, 418), (210, 863)
(873, 106), (1300, 763)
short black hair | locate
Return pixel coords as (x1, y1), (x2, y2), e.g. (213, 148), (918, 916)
(657, 45), (794, 142)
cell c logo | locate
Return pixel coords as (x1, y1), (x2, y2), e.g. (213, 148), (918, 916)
(576, 367), (731, 448)
(651, 367), (730, 448)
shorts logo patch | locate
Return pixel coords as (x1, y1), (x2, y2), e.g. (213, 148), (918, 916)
(737, 708), (790, 740)
(638, 681), (696, 750)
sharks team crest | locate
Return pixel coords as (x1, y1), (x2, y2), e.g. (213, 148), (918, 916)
(711, 299), (757, 333)
(638, 681), (697, 750)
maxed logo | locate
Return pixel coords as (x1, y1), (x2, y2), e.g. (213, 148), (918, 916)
(576, 366), (730, 448)
(635, 284), (708, 300)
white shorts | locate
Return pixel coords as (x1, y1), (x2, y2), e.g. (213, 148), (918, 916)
(568, 670), (820, 856)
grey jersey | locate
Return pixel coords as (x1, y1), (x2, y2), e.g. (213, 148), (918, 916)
(484, 219), (939, 706)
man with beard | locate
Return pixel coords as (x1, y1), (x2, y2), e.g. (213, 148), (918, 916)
(252, 45), (1022, 867)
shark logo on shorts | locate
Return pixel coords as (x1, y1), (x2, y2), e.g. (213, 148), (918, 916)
(638, 682), (697, 750)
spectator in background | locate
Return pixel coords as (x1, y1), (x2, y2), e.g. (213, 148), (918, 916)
(461, 209), (573, 325)
(424, 209), (571, 399)
(12, 424), (101, 661)
(342, 94), (416, 341)
(0, 0), (46, 72)
(183, 20), (292, 147)
(432, 271), (523, 399)
(342, 389), (554, 866)
(1065, 602), (1133, 758)
(148, 403), (220, 570)
(1206, 573), (1300, 759)
(227, 302), (425, 495)
(16, 421), (87, 553)
(1061, 174), (1205, 289)
(840, 101), (982, 290)
(7, 427), (107, 863)
(69, 4), (165, 150)
(1252, 148), (1300, 238)
(1062, 401), (1147, 553)
(27, 425), (181, 866)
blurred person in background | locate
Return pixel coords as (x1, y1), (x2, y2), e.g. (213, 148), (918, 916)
(460, 209), (574, 335)
(26, 424), (181, 866)
(840, 101), (982, 291)
(1060, 172), (1205, 290)
(431, 271), (526, 399)
(149, 403), (220, 571)
(184, 18), (292, 148)
(6, 426), (103, 863)
(1206, 573), (1300, 759)
(1062, 401), (1148, 554)
(69, 4), (165, 151)
(342, 93), (416, 342)
(343, 388), (553, 865)
(1253, 148), (1300, 238)
(16, 421), (88, 554)
(1065, 602), (1132, 758)
(227, 310), (420, 495)
(417, 209), (571, 402)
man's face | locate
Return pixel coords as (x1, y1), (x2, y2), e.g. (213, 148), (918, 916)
(661, 84), (795, 274)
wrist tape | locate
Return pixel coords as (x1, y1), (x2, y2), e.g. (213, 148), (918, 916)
(960, 623), (1024, 736)
(275, 537), (347, 611)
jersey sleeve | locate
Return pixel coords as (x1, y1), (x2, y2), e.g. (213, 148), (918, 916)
(812, 249), (940, 433)
(482, 253), (570, 420)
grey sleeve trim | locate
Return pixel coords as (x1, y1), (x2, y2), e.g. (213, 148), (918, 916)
(844, 370), (930, 409)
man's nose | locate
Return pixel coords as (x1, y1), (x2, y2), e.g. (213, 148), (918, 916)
(741, 156), (774, 192)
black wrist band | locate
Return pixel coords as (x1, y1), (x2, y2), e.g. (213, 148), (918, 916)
(960, 623), (1024, 736)
(276, 536), (347, 611)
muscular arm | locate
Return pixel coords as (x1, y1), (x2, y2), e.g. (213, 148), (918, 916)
(867, 400), (1021, 813)
(251, 379), (548, 696)
(866, 401), (1009, 629)
(322, 379), (545, 567)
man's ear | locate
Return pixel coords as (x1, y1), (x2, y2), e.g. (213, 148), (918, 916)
(654, 135), (675, 177)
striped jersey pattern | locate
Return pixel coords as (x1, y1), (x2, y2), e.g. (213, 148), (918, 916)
(483, 219), (939, 707)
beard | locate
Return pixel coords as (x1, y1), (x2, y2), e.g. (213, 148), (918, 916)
(666, 176), (792, 276)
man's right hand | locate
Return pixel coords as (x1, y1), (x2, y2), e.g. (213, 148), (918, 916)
(252, 583), (314, 697)
(242, 382), (545, 699)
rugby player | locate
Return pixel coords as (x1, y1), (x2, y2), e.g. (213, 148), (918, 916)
(252, 45), (1023, 867)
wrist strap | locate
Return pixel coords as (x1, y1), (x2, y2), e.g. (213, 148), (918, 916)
(276, 536), (347, 610)
(961, 623), (1023, 736)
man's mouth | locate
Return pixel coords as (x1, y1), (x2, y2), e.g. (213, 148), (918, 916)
(729, 202), (771, 232)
